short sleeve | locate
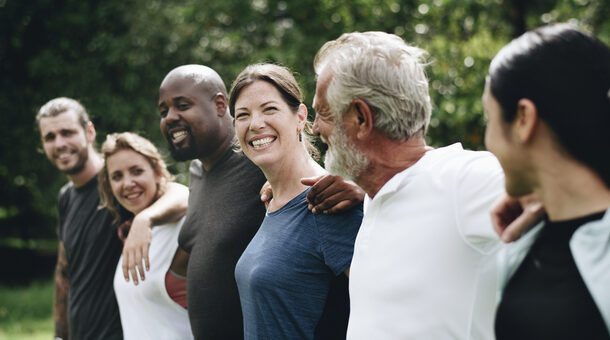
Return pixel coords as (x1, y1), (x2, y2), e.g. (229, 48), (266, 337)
(315, 204), (363, 275)
(455, 152), (505, 254)
(56, 183), (71, 239)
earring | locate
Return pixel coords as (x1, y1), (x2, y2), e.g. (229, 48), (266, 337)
(298, 129), (302, 142)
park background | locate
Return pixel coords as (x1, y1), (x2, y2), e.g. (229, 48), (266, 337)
(1, 0), (609, 338)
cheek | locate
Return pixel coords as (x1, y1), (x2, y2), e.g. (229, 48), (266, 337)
(110, 181), (122, 198)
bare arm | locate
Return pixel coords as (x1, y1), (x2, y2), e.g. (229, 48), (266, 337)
(122, 182), (189, 285)
(54, 241), (69, 339)
(491, 193), (545, 242)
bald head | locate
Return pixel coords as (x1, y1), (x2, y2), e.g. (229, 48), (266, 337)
(161, 64), (227, 99)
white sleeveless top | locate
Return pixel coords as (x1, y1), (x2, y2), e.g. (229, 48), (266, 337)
(113, 217), (193, 340)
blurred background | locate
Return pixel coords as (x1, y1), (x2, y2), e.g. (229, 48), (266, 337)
(1, 0), (609, 337)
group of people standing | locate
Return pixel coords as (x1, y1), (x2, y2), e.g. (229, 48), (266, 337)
(36, 22), (609, 340)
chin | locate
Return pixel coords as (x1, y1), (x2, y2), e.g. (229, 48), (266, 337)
(169, 145), (197, 162)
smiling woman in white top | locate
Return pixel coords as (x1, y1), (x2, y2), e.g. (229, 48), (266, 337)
(98, 132), (192, 340)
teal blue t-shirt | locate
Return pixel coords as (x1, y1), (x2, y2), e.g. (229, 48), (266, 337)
(235, 188), (363, 339)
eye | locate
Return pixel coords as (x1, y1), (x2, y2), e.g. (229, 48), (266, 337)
(235, 111), (249, 120)
(43, 133), (55, 142)
(132, 168), (144, 176)
(111, 173), (122, 181)
(159, 108), (168, 118)
(177, 103), (191, 111)
(264, 106), (278, 114)
(61, 130), (75, 137)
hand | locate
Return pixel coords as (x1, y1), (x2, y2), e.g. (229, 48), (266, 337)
(117, 220), (132, 243)
(121, 214), (152, 285)
(302, 175), (365, 214)
(491, 193), (545, 243)
(259, 181), (272, 209)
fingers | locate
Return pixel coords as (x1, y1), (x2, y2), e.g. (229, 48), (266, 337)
(259, 181), (273, 203)
(122, 250), (131, 282)
(305, 175), (338, 206)
(318, 200), (353, 215)
(301, 175), (324, 187)
(309, 192), (344, 214)
(490, 193), (545, 243)
(143, 245), (150, 272)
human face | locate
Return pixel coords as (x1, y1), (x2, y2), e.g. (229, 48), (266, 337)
(483, 84), (533, 196)
(158, 74), (222, 161)
(106, 149), (160, 215)
(313, 69), (369, 181)
(39, 110), (90, 175)
(233, 80), (305, 169)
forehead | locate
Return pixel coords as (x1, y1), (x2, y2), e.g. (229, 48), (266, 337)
(313, 69), (333, 109)
(158, 74), (204, 103)
(235, 81), (282, 107)
(39, 110), (82, 135)
(106, 149), (151, 170)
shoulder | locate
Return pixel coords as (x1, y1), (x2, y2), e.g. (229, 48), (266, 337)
(313, 204), (363, 234)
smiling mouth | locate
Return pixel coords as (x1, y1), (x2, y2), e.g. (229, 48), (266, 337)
(125, 192), (142, 200)
(250, 137), (276, 149)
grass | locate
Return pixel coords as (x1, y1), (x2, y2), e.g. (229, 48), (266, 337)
(0, 280), (53, 339)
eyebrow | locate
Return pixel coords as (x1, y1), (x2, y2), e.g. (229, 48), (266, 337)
(158, 96), (188, 108)
(236, 100), (279, 112)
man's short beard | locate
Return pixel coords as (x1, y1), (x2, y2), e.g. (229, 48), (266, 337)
(62, 147), (89, 175)
(324, 125), (369, 181)
(168, 144), (198, 162)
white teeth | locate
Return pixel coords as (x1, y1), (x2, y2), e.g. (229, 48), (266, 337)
(251, 137), (275, 148)
(125, 193), (140, 199)
(172, 131), (187, 139)
(57, 153), (71, 159)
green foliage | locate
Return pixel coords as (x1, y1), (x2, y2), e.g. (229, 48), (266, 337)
(0, 280), (53, 339)
(1, 0), (608, 243)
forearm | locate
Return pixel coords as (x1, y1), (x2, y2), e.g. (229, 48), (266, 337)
(137, 182), (188, 227)
(54, 243), (69, 339)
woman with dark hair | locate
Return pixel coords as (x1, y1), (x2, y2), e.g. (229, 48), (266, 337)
(229, 63), (362, 339)
(99, 132), (192, 339)
(483, 24), (610, 339)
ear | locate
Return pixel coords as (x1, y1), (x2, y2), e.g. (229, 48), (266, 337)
(514, 98), (538, 143)
(352, 99), (374, 140)
(297, 104), (308, 130)
(86, 122), (96, 144)
(213, 93), (228, 117)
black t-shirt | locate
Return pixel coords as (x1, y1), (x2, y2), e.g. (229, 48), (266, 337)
(57, 176), (123, 340)
(179, 149), (267, 339)
(495, 211), (609, 340)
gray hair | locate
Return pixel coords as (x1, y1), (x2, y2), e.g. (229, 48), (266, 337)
(314, 31), (432, 141)
(36, 97), (90, 131)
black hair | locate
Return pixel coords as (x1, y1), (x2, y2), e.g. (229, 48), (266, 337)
(489, 23), (610, 187)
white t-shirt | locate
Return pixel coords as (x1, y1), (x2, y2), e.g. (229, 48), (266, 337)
(347, 143), (504, 340)
(113, 217), (193, 340)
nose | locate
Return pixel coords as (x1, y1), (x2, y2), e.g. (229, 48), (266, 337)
(312, 115), (320, 136)
(249, 111), (266, 131)
(164, 107), (181, 124)
(123, 175), (136, 190)
(53, 135), (69, 150)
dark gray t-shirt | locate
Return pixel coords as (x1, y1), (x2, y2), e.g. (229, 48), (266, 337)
(179, 149), (266, 339)
(57, 175), (122, 340)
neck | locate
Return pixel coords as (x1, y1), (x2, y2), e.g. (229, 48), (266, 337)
(199, 125), (235, 171)
(533, 157), (610, 221)
(68, 149), (103, 188)
(358, 136), (432, 198)
(265, 150), (326, 211)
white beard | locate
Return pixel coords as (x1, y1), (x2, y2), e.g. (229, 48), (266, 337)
(324, 125), (369, 181)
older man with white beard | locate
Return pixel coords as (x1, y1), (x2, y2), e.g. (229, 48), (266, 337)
(312, 32), (505, 339)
